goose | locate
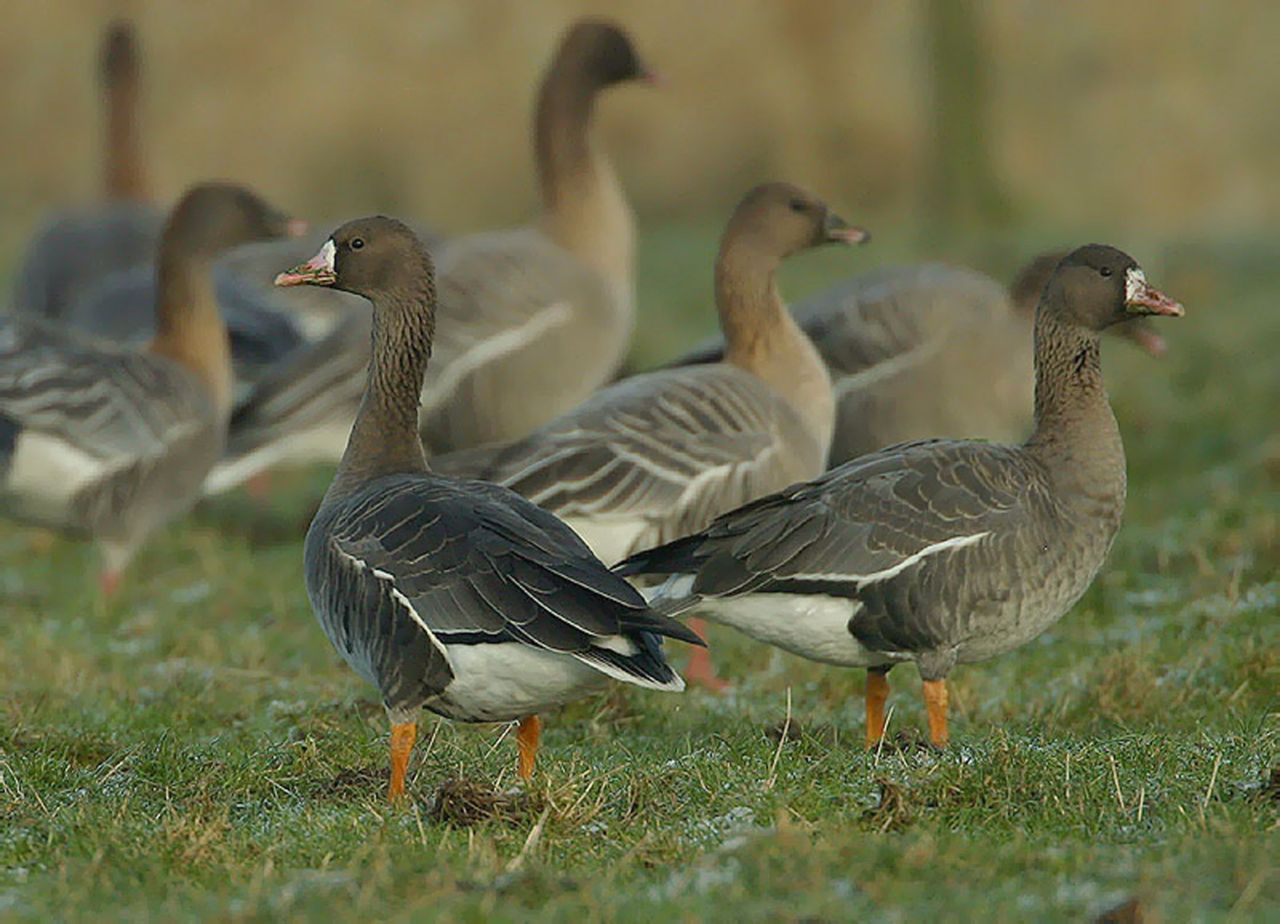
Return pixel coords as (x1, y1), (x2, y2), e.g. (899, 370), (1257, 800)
(674, 252), (1167, 467)
(433, 182), (868, 688)
(204, 18), (654, 495)
(275, 217), (701, 801)
(12, 20), (163, 322)
(0, 183), (298, 594)
(618, 245), (1184, 747)
(63, 242), (311, 399)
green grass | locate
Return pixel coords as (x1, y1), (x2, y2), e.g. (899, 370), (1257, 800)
(1, 226), (1277, 922)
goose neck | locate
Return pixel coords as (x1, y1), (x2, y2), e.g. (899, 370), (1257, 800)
(717, 242), (834, 452)
(330, 291), (433, 498)
(534, 68), (633, 290)
(149, 242), (232, 417)
(104, 75), (145, 201)
(1026, 310), (1125, 499)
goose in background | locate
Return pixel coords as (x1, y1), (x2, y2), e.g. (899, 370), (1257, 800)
(620, 245), (1184, 747)
(0, 184), (299, 594)
(205, 18), (655, 495)
(433, 182), (869, 689)
(12, 20), (162, 322)
(276, 217), (700, 800)
(675, 252), (1167, 466)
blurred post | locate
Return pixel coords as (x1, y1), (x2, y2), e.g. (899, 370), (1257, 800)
(924, 0), (1012, 232)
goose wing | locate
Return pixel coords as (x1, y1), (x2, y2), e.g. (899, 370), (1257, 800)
(309, 475), (702, 699)
(434, 366), (793, 536)
(619, 438), (1038, 600)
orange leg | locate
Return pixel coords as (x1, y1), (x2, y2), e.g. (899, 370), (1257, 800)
(99, 570), (121, 598)
(683, 618), (729, 692)
(388, 721), (418, 801)
(244, 471), (274, 500)
(922, 679), (949, 748)
(865, 669), (890, 749)
(517, 715), (542, 781)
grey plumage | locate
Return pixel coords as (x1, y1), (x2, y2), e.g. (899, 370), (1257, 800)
(0, 317), (220, 577)
(0, 183), (298, 587)
(12, 204), (162, 323)
(431, 182), (863, 572)
(65, 262), (305, 393)
(282, 213), (698, 796)
(676, 260), (1163, 468)
(202, 20), (650, 495)
(621, 244), (1185, 744)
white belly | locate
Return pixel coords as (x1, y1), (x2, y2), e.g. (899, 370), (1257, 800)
(428, 642), (611, 722)
(3, 431), (105, 521)
(698, 594), (885, 668)
(561, 516), (652, 567)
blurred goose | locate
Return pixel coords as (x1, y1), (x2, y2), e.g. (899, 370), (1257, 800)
(68, 222), (444, 367)
(276, 217), (700, 800)
(0, 183), (298, 594)
(12, 21), (163, 322)
(619, 245), (1184, 747)
(675, 253), (1167, 467)
(205, 18), (655, 494)
(434, 183), (868, 687)
(63, 237), (311, 398)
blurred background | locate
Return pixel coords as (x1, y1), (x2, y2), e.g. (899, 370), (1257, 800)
(2, 0), (1278, 363)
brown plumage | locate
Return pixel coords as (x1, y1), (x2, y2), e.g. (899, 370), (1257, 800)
(675, 252), (1167, 467)
(620, 244), (1184, 747)
(0, 183), (297, 593)
(13, 20), (161, 322)
(278, 218), (700, 801)
(205, 19), (654, 494)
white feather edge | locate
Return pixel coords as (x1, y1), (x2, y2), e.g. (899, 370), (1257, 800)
(336, 546), (682, 692)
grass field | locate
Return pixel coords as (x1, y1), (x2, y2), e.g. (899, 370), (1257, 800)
(0, 226), (1277, 921)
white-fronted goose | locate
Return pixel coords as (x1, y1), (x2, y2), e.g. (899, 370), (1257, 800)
(434, 183), (867, 687)
(276, 217), (700, 801)
(12, 21), (162, 322)
(619, 245), (1184, 747)
(0, 183), (297, 594)
(675, 253), (1167, 467)
(204, 19), (653, 494)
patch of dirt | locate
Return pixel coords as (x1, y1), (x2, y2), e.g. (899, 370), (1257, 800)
(429, 778), (542, 827)
(873, 727), (936, 753)
(862, 778), (913, 832)
(1262, 766), (1280, 803)
(763, 719), (840, 746)
(317, 765), (387, 797)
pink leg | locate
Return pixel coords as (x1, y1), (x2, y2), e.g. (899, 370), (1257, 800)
(683, 618), (729, 692)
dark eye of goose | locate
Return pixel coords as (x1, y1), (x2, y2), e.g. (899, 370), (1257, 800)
(789, 198), (807, 213)
(350, 238), (365, 251)
(1099, 266), (1112, 277)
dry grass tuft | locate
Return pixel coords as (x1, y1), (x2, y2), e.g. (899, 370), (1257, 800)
(862, 778), (913, 833)
(429, 779), (542, 828)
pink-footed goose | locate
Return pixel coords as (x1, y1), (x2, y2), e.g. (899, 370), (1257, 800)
(676, 253), (1166, 467)
(12, 20), (163, 322)
(275, 218), (700, 801)
(204, 19), (653, 495)
(434, 183), (868, 688)
(0, 184), (298, 594)
(620, 245), (1184, 747)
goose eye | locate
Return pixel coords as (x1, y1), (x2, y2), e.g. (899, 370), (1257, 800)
(1099, 266), (1112, 277)
(789, 198), (807, 213)
(350, 238), (365, 251)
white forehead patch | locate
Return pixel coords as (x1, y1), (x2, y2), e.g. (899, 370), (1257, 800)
(314, 238), (336, 271)
(1124, 267), (1147, 303)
